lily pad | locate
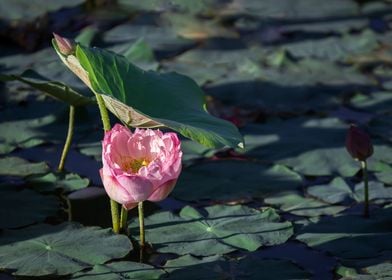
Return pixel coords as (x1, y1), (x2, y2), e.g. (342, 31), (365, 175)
(173, 160), (302, 201)
(27, 172), (90, 193)
(0, 223), (132, 276)
(350, 92), (392, 114)
(161, 12), (238, 40)
(281, 30), (378, 61)
(364, 262), (392, 279)
(0, 188), (59, 228)
(164, 254), (311, 280)
(77, 141), (102, 161)
(296, 207), (392, 264)
(0, 157), (49, 177)
(373, 163), (392, 185)
(220, 0), (359, 20)
(71, 261), (164, 280)
(129, 205), (293, 256)
(0, 0), (85, 22)
(280, 148), (360, 177)
(0, 115), (56, 152)
(265, 191), (346, 217)
(307, 177), (392, 204)
(103, 24), (193, 54)
(0, 70), (93, 106)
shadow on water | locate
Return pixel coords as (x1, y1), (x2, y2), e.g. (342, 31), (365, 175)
(206, 81), (375, 114)
(296, 206), (392, 268)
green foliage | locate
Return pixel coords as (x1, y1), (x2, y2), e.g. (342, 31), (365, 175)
(129, 205), (293, 255)
(0, 70), (94, 106)
(0, 157), (49, 177)
(75, 44), (243, 149)
(71, 261), (164, 280)
(0, 223), (132, 276)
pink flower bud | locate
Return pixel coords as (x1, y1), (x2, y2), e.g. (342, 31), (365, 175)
(100, 124), (182, 210)
(53, 33), (75, 56)
(345, 124), (373, 161)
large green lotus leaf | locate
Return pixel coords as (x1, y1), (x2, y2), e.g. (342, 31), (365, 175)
(164, 255), (311, 280)
(0, 223), (132, 276)
(27, 172), (89, 193)
(296, 207), (392, 263)
(0, 188), (59, 228)
(0, 157), (49, 177)
(75, 44), (243, 149)
(71, 261), (164, 280)
(0, 70), (94, 106)
(264, 191), (346, 217)
(173, 160), (302, 201)
(129, 205), (293, 256)
(307, 177), (392, 204)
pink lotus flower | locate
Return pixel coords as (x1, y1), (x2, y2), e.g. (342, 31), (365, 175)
(100, 124), (182, 209)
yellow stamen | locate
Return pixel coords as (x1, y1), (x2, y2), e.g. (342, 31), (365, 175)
(120, 157), (149, 173)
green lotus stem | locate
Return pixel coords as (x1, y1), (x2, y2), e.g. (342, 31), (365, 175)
(361, 160), (369, 218)
(95, 93), (120, 233)
(120, 206), (128, 232)
(58, 105), (75, 172)
(95, 93), (111, 132)
(138, 201), (145, 262)
(110, 200), (120, 233)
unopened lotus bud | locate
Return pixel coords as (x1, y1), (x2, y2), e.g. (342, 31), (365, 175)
(53, 33), (75, 56)
(345, 124), (373, 161)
